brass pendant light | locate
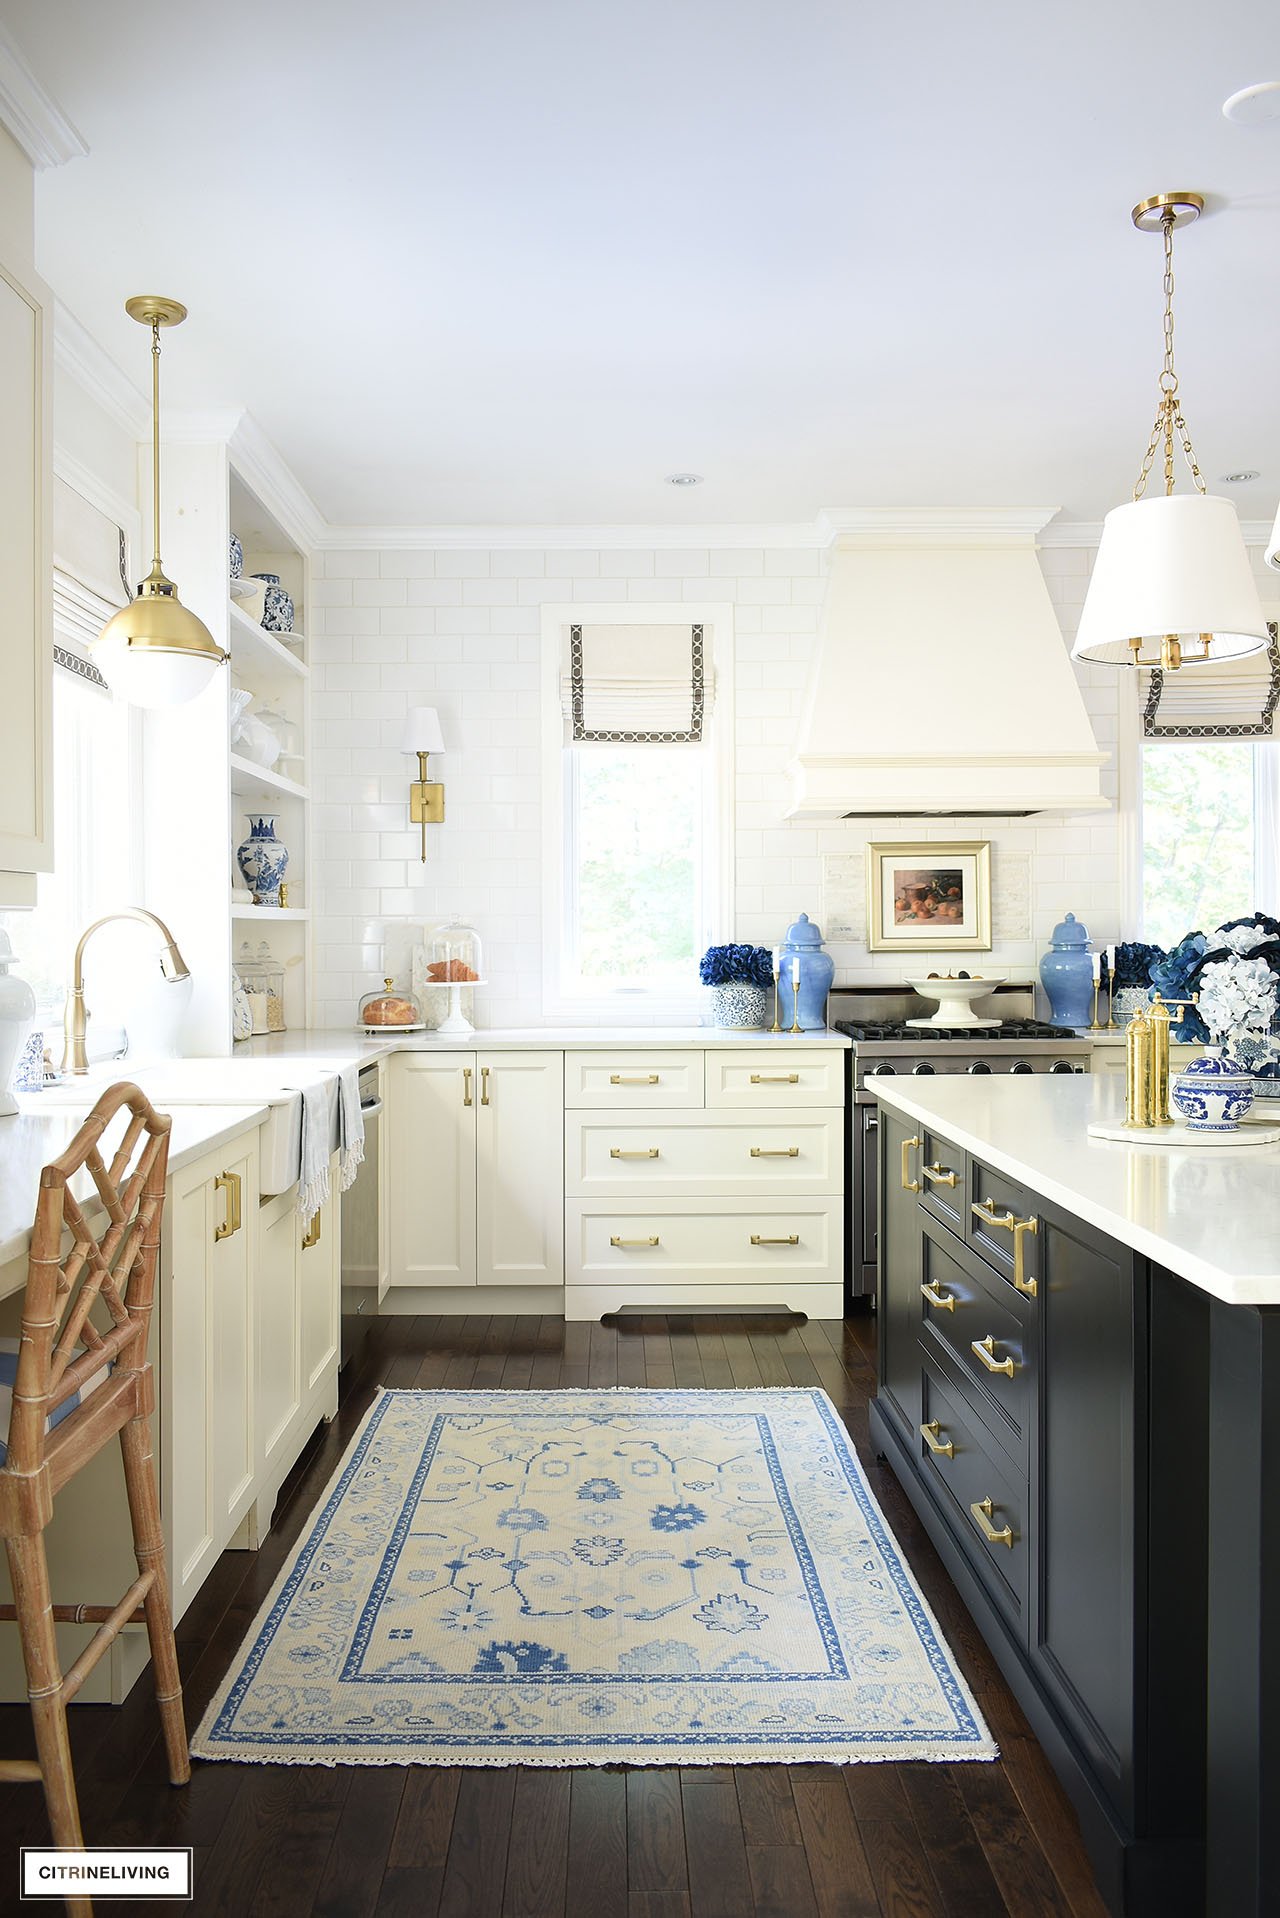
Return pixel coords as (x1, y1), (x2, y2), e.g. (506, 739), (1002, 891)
(1073, 194), (1267, 672)
(91, 296), (229, 708)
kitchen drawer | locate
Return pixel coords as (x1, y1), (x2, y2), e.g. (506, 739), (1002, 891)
(565, 1050), (704, 1109)
(968, 1156), (1040, 1294)
(917, 1219), (1031, 1465)
(705, 1048), (845, 1109)
(919, 1358), (1029, 1638)
(565, 1110), (839, 1198)
(565, 1197), (842, 1284)
(917, 1127), (967, 1234)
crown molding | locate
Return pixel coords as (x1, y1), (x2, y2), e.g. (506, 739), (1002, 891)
(53, 303), (150, 439)
(0, 25), (86, 169)
(316, 519), (829, 552)
(227, 413), (327, 553)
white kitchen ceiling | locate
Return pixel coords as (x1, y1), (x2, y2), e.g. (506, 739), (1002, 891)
(6, 0), (1279, 529)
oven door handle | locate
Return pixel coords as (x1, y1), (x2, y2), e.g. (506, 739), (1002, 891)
(359, 1099), (383, 1117)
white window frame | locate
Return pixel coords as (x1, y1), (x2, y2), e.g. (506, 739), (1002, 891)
(540, 600), (735, 1022)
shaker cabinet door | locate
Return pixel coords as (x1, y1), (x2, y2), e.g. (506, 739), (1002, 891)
(0, 259), (51, 881)
(387, 1053), (477, 1286)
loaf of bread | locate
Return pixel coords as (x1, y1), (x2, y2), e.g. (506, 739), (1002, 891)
(426, 959), (479, 982)
(363, 996), (419, 1026)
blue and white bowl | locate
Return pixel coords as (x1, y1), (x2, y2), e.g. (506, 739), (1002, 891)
(1171, 1047), (1255, 1132)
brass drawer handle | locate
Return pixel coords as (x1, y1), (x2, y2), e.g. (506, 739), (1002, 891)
(610, 1235), (659, 1247)
(610, 1073), (660, 1085)
(213, 1170), (242, 1241)
(970, 1495), (1015, 1548)
(920, 1419), (955, 1458)
(920, 1280), (956, 1312)
(481, 1065), (490, 1106)
(971, 1199), (1039, 1295)
(750, 1072), (799, 1084)
(971, 1334), (1016, 1377)
(610, 1147), (660, 1159)
(301, 1211), (322, 1251)
(901, 1135), (921, 1193)
(463, 1067), (472, 1108)
(924, 1162), (959, 1189)
(751, 1234), (799, 1246)
(750, 1146), (799, 1158)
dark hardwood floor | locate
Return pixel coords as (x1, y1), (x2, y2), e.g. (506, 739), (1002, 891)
(0, 1315), (1109, 1918)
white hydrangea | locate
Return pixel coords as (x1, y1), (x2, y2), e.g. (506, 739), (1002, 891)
(1196, 955), (1277, 1041)
(1216, 923), (1269, 958)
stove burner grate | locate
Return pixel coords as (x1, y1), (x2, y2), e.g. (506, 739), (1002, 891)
(834, 1018), (1079, 1043)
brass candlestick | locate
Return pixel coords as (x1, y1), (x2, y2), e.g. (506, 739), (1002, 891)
(771, 966), (782, 1032)
(789, 977), (802, 1033)
(1090, 978), (1104, 1030)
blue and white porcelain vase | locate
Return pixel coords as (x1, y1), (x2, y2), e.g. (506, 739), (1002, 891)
(711, 982), (769, 1029)
(236, 814), (289, 907)
(229, 533), (244, 579)
(779, 913), (835, 1030)
(1039, 912), (1094, 1029)
(252, 572), (295, 634)
(1171, 1046), (1255, 1132)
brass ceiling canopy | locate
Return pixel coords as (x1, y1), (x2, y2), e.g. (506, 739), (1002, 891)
(1130, 191), (1204, 233)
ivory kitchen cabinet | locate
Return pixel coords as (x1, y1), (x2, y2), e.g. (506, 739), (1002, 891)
(387, 1051), (563, 1296)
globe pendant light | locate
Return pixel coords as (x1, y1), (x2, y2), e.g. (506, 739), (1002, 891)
(1073, 194), (1267, 672)
(91, 296), (228, 708)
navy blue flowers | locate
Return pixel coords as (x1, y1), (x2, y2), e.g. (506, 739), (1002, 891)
(699, 943), (774, 988)
(650, 1502), (707, 1533)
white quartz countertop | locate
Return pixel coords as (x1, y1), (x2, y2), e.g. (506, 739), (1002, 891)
(871, 1074), (1280, 1308)
(0, 1104), (267, 1275)
(238, 1025), (849, 1061)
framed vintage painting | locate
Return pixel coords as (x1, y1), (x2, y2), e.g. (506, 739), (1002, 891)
(866, 841), (992, 952)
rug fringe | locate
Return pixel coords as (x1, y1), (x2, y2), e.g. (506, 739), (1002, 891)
(191, 1740), (1000, 1769)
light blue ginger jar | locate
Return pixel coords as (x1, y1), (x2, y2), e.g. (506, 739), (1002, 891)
(1171, 1047), (1255, 1131)
(236, 814), (289, 906)
(780, 913), (835, 1030)
(1039, 912), (1094, 1030)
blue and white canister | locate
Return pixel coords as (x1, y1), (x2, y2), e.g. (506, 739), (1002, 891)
(252, 573), (295, 634)
(1170, 1046), (1255, 1132)
(236, 814), (289, 907)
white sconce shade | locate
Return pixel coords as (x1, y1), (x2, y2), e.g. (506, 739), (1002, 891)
(400, 706), (446, 755)
(1073, 494), (1269, 666)
(1267, 498), (1280, 571)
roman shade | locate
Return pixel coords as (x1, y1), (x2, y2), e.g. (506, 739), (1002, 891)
(52, 476), (129, 676)
(1143, 623), (1280, 740)
(561, 622), (712, 742)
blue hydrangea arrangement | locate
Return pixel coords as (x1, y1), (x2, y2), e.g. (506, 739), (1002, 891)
(1112, 941), (1166, 989)
(698, 943), (774, 989)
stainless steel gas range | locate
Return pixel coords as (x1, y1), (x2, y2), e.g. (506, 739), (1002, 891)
(830, 985), (1092, 1304)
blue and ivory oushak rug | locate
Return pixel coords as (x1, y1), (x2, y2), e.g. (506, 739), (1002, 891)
(193, 1388), (995, 1767)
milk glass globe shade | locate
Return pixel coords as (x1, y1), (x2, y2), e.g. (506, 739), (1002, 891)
(91, 591), (226, 709)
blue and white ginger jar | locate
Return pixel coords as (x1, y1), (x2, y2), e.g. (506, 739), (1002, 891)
(252, 572), (295, 634)
(236, 814), (289, 907)
(1171, 1047), (1255, 1132)
(229, 533), (244, 579)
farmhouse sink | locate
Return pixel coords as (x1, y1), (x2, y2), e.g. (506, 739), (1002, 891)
(32, 1057), (348, 1195)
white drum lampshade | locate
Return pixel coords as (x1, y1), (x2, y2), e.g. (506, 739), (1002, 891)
(1266, 499), (1280, 572)
(400, 706), (446, 755)
(1073, 493), (1269, 666)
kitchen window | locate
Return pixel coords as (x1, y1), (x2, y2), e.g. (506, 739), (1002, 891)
(541, 605), (734, 1015)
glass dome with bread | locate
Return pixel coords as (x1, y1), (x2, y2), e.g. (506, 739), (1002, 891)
(358, 976), (426, 1032)
(419, 918), (486, 1034)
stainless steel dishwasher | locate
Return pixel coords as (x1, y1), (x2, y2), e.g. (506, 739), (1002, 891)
(339, 1062), (382, 1367)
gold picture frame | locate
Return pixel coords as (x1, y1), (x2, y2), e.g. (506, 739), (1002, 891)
(866, 841), (992, 952)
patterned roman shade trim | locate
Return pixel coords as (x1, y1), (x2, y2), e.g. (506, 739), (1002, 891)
(565, 623), (708, 743)
(1143, 623), (1280, 740)
(52, 644), (109, 691)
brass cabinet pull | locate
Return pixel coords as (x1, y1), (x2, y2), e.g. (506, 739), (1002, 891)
(971, 1334), (1016, 1377)
(920, 1280), (956, 1313)
(610, 1147), (660, 1159)
(480, 1065), (490, 1107)
(750, 1072), (799, 1084)
(971, 1198), (1039, 1295)
(750, 1146), (799, 1158)
(610, 1073), (660, 1085)
(901, 1135), (921, 1193)
(751, 1233), (799, 1246)
(611, 1235), (659, 1247)
(920, 1419), (955, 1458)
(923, 1161), (959, 1189)
(301, 1212), (321, 1251)
(970, 1495), (1015, 1548)
(213, 1170), (241, 1242)
(463, 1067), (473, 1108)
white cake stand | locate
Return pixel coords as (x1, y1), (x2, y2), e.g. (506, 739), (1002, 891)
(421, 978), (487, 1035)
(906, 975), (1007, 1029)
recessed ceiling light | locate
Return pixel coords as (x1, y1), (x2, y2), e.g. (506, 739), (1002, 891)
(1222, 81), (1280, 125)
(1220, 470), (1260, 484)
(665, 472), (703, 487)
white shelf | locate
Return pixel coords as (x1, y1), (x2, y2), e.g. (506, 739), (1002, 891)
(228, 598), (308, 679)
(231, 903), (311, 922)
(230, 754), (309, 803)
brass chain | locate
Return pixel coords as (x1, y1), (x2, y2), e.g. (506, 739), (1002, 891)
(1132, 210), (1206, 500)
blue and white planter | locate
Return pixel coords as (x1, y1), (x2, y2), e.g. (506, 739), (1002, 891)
(1171, 1047), (1255, 1132)
(710, 982), (769, 1029)
(236, 814), (289, 907)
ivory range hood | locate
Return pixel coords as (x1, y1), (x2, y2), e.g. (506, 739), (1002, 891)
(787, 509), (1108, 819)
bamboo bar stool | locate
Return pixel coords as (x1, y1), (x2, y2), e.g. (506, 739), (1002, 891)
(0, 1083), (190, 1909)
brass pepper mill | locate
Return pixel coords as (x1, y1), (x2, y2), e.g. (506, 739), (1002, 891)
(1123, 1004), (1155, 1129)
(1147, 995), (1174, 1126)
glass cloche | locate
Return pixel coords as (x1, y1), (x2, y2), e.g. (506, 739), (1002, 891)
(419, 919), (485, 1034)
(358, 975), (425, 1031)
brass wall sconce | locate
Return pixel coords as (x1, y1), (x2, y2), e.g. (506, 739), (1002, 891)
(401, 706), (446, 861)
